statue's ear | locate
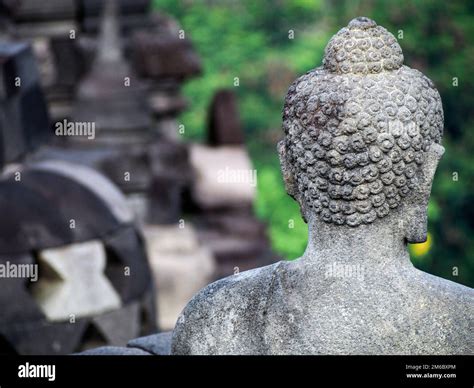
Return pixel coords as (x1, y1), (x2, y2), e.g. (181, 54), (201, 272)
(404, 143), (444, 243)
(277, 140), (297, 198)
(278, 140), (310, 223)
(423, 143), (445, 185)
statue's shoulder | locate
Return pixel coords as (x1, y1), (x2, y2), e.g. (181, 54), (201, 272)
(414, 268), (473, 304)
(409, 268), (473, 352)
(171, 261), (283, 354)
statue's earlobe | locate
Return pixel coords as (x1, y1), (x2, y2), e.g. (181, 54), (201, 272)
(404, 144), (444, 243)
(278, 140), (309, 223)
(278, 140), (297, 198)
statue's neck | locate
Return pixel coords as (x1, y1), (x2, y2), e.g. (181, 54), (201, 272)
(301, 216), (413, 270)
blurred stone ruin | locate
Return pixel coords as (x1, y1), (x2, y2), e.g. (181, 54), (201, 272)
(0, 41), (155, 354)
(188, 89), (277, 279)
(0, 0), (276, 353)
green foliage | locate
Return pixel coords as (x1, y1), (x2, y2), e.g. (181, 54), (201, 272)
(154, 0), (474, 286)
(253, 156), (308, 260)
(154, 0), (325, 261)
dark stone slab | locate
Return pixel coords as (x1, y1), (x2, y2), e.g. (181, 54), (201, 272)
(13, 0), (76, 21)
(92, 302), (140, 346)
(0, 0), (18, 19)
(193, 213), (278, 279)
(207, 89), (244, 146)
(10, 0), (77, 22)
(29, 160), (134, 224)
(146, 138), (191, 224)
(0, 333), (17, 354)
(139, 287), (158, 335)
(0, 164), (128, 255)
(200, 233), (277, 279)
(79, 0), (151, 33)
(0, 42), (39, 99)
(127, 331), (172, 355)
(82, 14), (150, 34)
(149, 90), (187, 117)
(131, 13), (201, 81)
(98, 144), (152, 193)
(196, 212), (269, 239)
(0, 254), (46, 324)
(103, 226), (153, 302)
(50, 37), (85, 90)
(0, 319), (89, 355)
(0, 43), (50, 165)
(146, 176), (184, 225)
(0, 84), (50, 163)
(148, 138), (191, 181)
(31, 145), (153, 195)
(79, 0), (150, 18)
(0, 90), (29, 164)
(18, 83), (51, 151)
(132, 33), (202, 81)
(72, 80), (151, 144)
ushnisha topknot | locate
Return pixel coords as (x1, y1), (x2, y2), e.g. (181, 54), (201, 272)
(279, 17), (443, 227)
(323, 16), (404, 75)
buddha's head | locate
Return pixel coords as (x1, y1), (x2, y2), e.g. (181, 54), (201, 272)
(278, 17), (444, 243)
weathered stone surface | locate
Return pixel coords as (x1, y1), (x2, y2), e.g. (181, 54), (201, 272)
(173, 256), (474, 355)
(127, 332), (172, 355)
(77, 346), (151, 355)
(171, 17), (474, 355)
(144, 224), (215, 330)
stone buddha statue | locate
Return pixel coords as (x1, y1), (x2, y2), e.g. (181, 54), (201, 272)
(170, 17), (473, 355)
